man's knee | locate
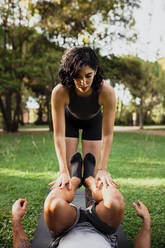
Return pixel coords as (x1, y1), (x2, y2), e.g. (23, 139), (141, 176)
(103, 187), (125, 220)
(44, 197), (67, 232)
(44, 197), (66, 214)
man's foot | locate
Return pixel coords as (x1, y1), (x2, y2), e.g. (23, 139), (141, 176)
(70, 152), (83, 187)
(83, 153), (96, 186)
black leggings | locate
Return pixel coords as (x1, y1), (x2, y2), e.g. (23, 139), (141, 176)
(65, 108), (102, 141)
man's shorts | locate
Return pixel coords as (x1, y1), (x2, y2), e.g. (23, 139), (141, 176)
(49, 203), (118, 248)
(65, 107), (102, 141)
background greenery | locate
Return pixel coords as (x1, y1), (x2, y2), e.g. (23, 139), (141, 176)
(0, 131), (165, 247)
(1, 0), (165, 132)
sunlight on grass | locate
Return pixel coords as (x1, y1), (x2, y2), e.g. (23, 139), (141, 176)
(1, 168), (165, 187)
(0, 168), (59, 180)
(117, 177), (165, 187)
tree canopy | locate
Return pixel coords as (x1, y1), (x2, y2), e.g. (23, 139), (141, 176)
(105, 55), (165, 128)
(0, 0), (141, 131)
(2, 0), (164, 131)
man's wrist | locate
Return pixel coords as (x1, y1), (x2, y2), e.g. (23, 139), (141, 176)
(12, 215), (22, 224)
(142, 217), (151, 231)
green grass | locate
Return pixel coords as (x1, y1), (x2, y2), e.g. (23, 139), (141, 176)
(0, 132), (165, 247)
(19, 124), (49, 129)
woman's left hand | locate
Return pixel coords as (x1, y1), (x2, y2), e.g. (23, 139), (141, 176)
(95, 169), (118, 188)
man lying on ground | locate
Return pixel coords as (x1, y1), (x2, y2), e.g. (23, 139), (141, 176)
(12, 153), (151, 248)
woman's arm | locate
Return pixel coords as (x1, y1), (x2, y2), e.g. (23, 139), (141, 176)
(97, 83), (116, 185)
(51, 85), (71, 189)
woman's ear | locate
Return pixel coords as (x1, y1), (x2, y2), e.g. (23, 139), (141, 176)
(94, 67), (98, 75)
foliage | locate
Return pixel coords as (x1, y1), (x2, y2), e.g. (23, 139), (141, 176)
(0, 0), (38, 131)
(104, 55), (165, 128)
(0, 0), (140, 131)
(115, 98), (132, 125)
(32, 0), (140, 45)
(24, 35), (64, 129)
(151, 103), (164, 124)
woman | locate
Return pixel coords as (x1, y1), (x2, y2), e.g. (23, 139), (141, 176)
(50, 46), (116, 190)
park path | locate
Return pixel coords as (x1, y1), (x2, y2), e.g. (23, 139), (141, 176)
(0, 125), (165, 135)
(114, 125), (165, 136)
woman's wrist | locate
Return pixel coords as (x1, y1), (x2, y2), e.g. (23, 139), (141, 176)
(98, 161), (108, 170)
(98, 167), (108, 171)
(60, 168), (69, 175)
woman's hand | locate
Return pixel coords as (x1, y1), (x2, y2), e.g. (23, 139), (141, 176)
(49, 172), (72, 190)
(96, 169), (118, 188)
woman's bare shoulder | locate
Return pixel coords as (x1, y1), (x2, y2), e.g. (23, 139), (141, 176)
(51, 84), (69, 104)
(101, 81), (114, 93)
(52, 84), (67, 96)
(99, 81), (115, 105)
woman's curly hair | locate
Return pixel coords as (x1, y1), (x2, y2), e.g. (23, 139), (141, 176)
(58, 46), (104, 90)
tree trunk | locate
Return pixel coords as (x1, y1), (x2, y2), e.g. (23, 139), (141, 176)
(46, 95), (53, 131)
(139, 98), (143, 129)
(14, 92), (21, 122)
(35, 102), (43, 125)
(0, 94), (19, 132)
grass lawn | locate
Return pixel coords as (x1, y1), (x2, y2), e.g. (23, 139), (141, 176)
(0, 131), (165, 248)
(19, 124), (49, 129)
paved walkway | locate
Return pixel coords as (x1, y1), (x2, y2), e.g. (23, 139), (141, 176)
(115, 125), (165, 131)
(114, 125), (165, 136)
(0, 125), (165, 135)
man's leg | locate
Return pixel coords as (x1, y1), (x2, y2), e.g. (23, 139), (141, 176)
(82, 140), (102, 172)
(44, 177), (80, 234)
(66, 137), (79, 170)
(85, 176), (125, 227)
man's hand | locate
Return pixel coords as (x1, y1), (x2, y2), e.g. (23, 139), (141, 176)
(132, 200), (151, 227)
(12, 199), (31, 248)
(49, 172), (72, 190)
(133, 201), (151, 248)
(96, 169), (118, 188)
(12, 199), (28, 221)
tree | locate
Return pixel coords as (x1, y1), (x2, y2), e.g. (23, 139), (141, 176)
(0, 0), (37, 131)
(0, 24), (37, 131)
(108, 56), (164, 128)
(32, 0), (140, 46)
(24, 34), (64, 130)
(0, 0), (140, 131)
